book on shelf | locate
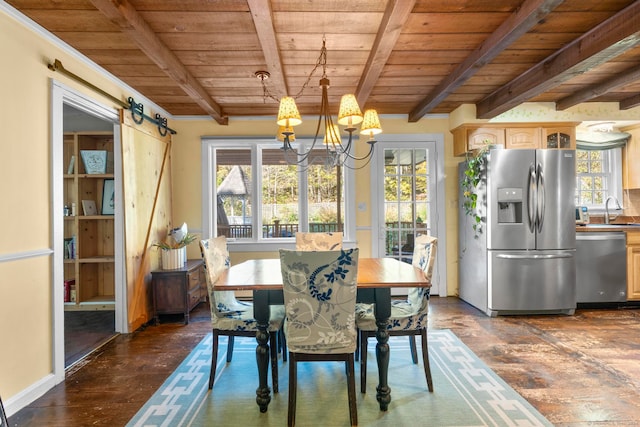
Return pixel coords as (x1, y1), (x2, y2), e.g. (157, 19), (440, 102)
(67, 155), (75, 174)
(64, 236), (76, 259)
(64, 279), (75, 303)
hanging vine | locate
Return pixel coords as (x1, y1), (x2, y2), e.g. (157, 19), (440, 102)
(461, 142), (491, 237)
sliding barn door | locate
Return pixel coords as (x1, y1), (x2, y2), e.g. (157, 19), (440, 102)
(120, 111), (173, 331)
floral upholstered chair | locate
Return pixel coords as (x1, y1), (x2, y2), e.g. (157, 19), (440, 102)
(279, 248), (359, 427)
(295, 231), (343, 251)
(356, 234), (437, 393)
(200, 236), (286, 391)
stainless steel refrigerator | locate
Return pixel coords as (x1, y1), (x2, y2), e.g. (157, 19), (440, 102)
(458, 148), (576, 316)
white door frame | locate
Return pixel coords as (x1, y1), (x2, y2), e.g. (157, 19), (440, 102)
(370, 133), (446, 296)
(51, 80), (126, 382)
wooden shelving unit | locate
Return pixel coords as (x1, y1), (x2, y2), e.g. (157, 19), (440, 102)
(63, 132), (116, 311)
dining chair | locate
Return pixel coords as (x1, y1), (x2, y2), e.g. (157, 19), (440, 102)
(200, 236), (286, 392)
(0, 393), (8, 427)
(356, 234), (437, 393)
(295, 231), (343, 250)
(279, 248), (359, 427)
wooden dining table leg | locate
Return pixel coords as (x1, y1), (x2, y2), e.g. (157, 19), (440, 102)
(374, 288), (392, 411)
(253, 290), (271, 412)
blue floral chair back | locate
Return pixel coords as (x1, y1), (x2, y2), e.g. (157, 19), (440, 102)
(355, 234), (437, 394)
(295, 232), (343, 251)
(199, 236), (286, 391)
(199, 237), (253, 323)
(406, 234), (437, 318)
(279, 248), (358, 354)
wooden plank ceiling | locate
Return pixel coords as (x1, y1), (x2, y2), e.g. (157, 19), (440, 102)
(7, 0), (640, 125)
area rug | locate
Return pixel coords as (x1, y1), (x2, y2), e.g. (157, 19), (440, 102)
(126, 330), (552, 427)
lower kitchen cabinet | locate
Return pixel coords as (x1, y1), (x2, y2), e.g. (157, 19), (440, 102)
(151, 259), (206, 324)
(626, 231), (640, 300)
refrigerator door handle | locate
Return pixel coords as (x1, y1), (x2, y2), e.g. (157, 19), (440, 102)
(496, 253), (574, 260)
(527, 164), (536, 233)
(536, 162), (545, 233)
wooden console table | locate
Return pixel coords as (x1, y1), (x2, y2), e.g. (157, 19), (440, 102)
(151, 259), (206, 324)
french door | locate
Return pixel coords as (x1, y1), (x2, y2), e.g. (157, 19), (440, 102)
(371, 135), (445, 296)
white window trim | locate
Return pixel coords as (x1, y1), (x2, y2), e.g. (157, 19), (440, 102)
(201, 137), (356, 252)
(577, 147), (623, 214)
(370, 133), (447, 296)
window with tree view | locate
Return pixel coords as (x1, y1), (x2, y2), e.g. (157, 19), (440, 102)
(575, 148), (622, 208)
(209, 141), (345, 242)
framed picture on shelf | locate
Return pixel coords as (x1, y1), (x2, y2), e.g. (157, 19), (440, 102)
(102, 179), (115, 215)
(80, 150), (107, 174)
(82, 199), (98, 216)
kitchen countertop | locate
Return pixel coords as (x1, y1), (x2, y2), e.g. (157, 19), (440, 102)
(576, 224), (640, 232)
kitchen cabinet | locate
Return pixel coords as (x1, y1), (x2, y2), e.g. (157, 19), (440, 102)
(622, 125), (640, 189)
(452, 126), (504, 156)
(151, 259), (206, 324)
(505, 127), (540, 149)
(543, 127), (574, 149)
(452, 122), (579, 156)
(626, 231), (640, 300)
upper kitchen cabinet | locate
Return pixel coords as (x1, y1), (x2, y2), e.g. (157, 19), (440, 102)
(544, 127), (575, 149)
(452, 126), (504, 156)
(452, 123), (579, 156)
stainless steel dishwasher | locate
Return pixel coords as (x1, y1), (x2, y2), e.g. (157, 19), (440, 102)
(576, 232), (627, 303)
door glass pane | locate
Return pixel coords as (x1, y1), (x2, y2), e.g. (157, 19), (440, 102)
(216, 149), (252, 238)
(383, 148), (431, 264)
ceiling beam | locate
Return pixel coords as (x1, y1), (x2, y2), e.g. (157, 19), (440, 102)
(248, 0), (288, 100)
(620, 93), (640, 110)
(408, 0), (563, 122)
(356, 0), (416, 109)
(476, 1), (640, 119)
(557, 63), (640, 110)
(90, 0), (228, 125)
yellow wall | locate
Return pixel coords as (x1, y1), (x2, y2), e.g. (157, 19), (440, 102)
(0, 7), (166, 403)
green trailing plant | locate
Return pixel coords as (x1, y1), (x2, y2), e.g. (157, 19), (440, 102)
(461, 143), (490, 237)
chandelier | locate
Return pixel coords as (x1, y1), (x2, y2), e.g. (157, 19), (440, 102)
(256, 39), (382, 169)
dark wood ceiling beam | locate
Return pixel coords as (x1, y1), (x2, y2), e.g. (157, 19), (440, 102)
(476, 1), (640, 119)
(557, 64), (640, 110)
(247, 0), (288, 99)
(356, 0), (416, 109)
(89, 0), (228, 125)
(408, 0), (563, 122)
(620, 93), (640, 110)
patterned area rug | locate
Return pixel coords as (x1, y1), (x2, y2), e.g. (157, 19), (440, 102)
(126, 330), (551, 427)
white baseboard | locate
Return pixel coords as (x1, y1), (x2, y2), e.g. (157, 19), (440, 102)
(3, 374), (57, 418)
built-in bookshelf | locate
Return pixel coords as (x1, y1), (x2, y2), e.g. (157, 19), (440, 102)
(63, 132), (115, 311)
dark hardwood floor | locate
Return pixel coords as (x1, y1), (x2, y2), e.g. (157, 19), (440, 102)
(8, 297), (640, 426)
(64, 310), (116, 368)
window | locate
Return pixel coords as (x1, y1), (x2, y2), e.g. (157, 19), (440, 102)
(202, 138), (353, 250)
(576, 147), (622, 210)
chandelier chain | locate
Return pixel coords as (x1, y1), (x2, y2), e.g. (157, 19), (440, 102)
(258, 37), (328, 102)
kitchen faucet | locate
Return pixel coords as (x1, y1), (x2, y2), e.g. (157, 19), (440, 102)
(605, 196), (622, 224)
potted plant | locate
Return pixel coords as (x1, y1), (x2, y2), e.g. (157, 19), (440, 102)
(461, 142), (491, 237)
(153, 224), (198, 269)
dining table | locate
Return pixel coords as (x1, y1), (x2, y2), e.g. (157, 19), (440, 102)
(212, 257), (431, 413)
